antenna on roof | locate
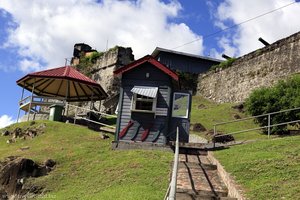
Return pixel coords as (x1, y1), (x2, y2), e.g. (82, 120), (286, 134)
(106, 39), (109, 51)
(258, 37), (270, 46)
(65, 58), (72, 66)
(222, 54), (232, 60)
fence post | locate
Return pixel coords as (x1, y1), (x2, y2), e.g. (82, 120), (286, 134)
(74, 106), (78, 124)
(268, 114), (271, 139)
(213, 125), (216, 148)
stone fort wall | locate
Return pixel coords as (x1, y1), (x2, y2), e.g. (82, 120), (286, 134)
(197, 31), (300, 103)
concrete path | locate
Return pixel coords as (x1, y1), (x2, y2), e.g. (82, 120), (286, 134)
(189, 134), (208, 143)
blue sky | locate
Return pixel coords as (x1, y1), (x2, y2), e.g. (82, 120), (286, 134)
(0, 0), (300, 127)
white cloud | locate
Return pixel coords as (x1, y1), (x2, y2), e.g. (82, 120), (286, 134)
(0, 0), (203, 72)
(0, 115), (14, 128)
(214, 0), (300, 56)
(19, 58), (42, 72)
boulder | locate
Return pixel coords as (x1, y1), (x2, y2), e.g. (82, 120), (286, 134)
(0, 157), (55, 198)
(233, 114), (241, 119)
(192, 123), (206, 132)
(232, 103), (245, 113)
(44, 159), (56, 168)
(1, 131), (10, 137)
(212, 133), (235, 143)
(100, 133), (110, 140)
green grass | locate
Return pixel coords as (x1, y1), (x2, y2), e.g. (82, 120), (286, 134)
(190, 96), (268, 141)
(214, 135), (300, 199)
(0, 121), (172, 200)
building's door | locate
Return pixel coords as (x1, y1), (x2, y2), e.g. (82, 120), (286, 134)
(169, 92), (191, 143)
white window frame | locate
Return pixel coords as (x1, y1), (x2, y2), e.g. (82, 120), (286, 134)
(171, 92), (190, 119)
(131, 93), (157, 113)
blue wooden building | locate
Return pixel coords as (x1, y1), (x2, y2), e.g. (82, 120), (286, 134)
(152, 47), (222, 74)
(114, 55), (191, 144)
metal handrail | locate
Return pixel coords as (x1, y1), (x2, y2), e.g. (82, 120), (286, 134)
(214, 107), (300, 126)
(165, 127), (179, 200)
(66, 103), (117, 129)
(213, 106), (300, 140)
(67, 103), (117, 118)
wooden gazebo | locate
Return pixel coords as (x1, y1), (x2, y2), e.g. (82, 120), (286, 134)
(16, 66), (107, 122)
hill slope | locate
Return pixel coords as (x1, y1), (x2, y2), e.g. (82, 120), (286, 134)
(190, 96), (266, 141)
(0, 121), (172, 200)
(214, 135), (300, 199)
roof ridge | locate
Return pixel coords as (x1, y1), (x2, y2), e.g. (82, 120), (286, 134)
(63, 66), (71, 77)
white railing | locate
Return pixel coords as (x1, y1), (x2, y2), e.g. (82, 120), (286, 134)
(66, 103), (117, 129)
(164, 127), (179, 200)
(213, 107), (300, 142)
(19, 95), (65, 106)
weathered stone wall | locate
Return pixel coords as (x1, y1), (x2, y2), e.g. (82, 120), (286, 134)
(92, 47), (134, 97)
(197, 32), (300, 103)
(88, 46), (134, 113)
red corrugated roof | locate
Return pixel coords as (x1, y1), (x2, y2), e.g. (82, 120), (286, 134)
(17, 66), (98, 86)
(113, 55), (179, 81)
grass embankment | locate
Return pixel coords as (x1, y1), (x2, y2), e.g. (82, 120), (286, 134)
(0, 121), (172, 200)
(214, 135), (300, 199)
(190, 96), (268, 141)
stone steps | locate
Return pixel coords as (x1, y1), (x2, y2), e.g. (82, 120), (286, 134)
(175, 149), (237, 200)
(176, 192), (237, 200)
(179, 154), (211, 165)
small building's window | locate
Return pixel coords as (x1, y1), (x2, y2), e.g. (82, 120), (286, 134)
(131, 86), (158, 113)
(172, 92), (190, 118)
(133, 94), (155, 111)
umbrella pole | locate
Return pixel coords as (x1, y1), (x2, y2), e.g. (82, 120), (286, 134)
(27, 80), (35, 121)
(16, 87), (25, 123)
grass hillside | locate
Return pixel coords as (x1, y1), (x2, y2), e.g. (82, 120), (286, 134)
(190, 96), (268, 141)
(0, 121), (172, 200)
(191, 96), (300, 199)
(214, 135), (300, 199)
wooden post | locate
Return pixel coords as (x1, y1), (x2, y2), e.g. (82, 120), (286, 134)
(89, 91), (94, 119)
(66, 80), (70, 116)
(16, 87), (25, 123)
(27, 80), (35, 121)
(98, 100), (102, 112)
(74, 106), (78, 124)
(63, 80), (69, 116)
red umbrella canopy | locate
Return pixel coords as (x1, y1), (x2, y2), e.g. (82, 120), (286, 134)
(17, 66), (108, 102)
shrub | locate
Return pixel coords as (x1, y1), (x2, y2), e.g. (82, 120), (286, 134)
(76, 51), (104, 77)
(245, 75), (300, 134)
(210, 58), (237, 71)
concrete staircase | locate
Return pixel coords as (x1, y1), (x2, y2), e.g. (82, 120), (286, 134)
(176, 149), (237, 200)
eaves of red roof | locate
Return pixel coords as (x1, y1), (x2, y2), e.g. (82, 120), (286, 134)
(113, 55), (179, 81)
(16, 66), (99, 87)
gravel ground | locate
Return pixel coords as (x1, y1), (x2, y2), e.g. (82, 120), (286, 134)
(189, 134), (208, 143)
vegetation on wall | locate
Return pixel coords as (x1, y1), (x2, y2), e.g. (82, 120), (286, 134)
(76, 46), (120, 77)
(176, 70), (198, 94)
(210, 58), (237, 71)
(76, 51), (103, 77)
(245, 74), (300, 134)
